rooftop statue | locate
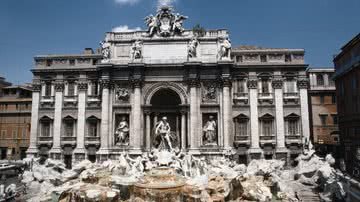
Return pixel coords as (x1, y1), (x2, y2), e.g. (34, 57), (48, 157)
(144, 6), (188, 37)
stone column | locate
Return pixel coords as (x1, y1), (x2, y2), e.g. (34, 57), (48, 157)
(74, 82), (87, 160)
(49, 82), (64, 160)
(298, 79), (311, 147)
(222, 79), (232, 149)
(248, 79), (261, 153)
(324, 74), (329, 86)
(98, 80), (111, 156)
(272, 79), (287, 151)
(26, 83), (41, 157)
(181, 110), (187, 150)
(145, 111), (151, 151)
(131, 79), (142, 153)
(189, 80), (199, 152)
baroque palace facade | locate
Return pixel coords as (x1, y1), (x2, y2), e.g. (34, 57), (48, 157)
(27, 7), (310, 167)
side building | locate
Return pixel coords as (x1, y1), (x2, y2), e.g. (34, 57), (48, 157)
(333, 33), (360, 177)
(0, 84), (32, 160)
(307, 68), (339, 157)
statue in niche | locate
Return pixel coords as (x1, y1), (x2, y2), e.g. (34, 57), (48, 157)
(202, 84), (216, 102)
(188, 37), (199, 58)
(100, 40), (111, 62)
(115, 88), (129, 102)
(131, 40), (143, 59)
(218, 37), (231, 60)
(153, 116), (178, 152)
(115, 116), (129, 145)
(203, 115), (217, 145)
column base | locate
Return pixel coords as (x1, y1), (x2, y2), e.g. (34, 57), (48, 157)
(26, 147), (38, 157)
(49, 147), (62, 160)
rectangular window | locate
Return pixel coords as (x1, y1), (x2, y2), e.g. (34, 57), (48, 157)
(64, 121), (74, 136)
(1, 130), (6, 139)
(42, 122), (50, 137)
(67, 82), (75, 96)
(88, 121), (97, 137)
(238, 120), (247, 136)
(237, 80), (245, 93)
(12, 130), (17, 139)
(287, 120), (298, 135)
(332, 95), (336, 104)
(261, 80), (269, 93)
(45, 82), (52, 96)
(262, 120), (273, 136)
(286, 80), (296, 92)
(320, 95), (325, 104)
(319, 114), (327, 126)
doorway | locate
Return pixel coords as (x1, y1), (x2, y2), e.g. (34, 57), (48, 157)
(64, 155), (72, 169)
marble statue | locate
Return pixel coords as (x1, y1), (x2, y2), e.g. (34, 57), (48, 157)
(115, 88), (129, 102)
(115, 117), (129, 145)
(100, 41), (111, 62)
(131, 40), (143, 59)
(144, 6), (187, 37)
(154, 116), (175, 151)
(144, 14), (158, 37)
(218, 37), (231, 60)
(203, 115), (217, 145)
(188, 37), (199, 58)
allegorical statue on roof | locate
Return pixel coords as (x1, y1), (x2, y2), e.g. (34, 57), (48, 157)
(100, 40), (111, 62)
(218, 37), (232, 60)
(144, 6), (188, 37)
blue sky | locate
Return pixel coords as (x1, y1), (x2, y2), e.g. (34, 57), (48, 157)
(0, 0), (359, 84)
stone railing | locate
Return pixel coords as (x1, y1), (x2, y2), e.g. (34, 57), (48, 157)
(285, 135), (302, 145)
(260, 135), (276, 146)
(85, 136), (101, 147)
(37, 136), (53, 147)
(61, 136), (77, 146)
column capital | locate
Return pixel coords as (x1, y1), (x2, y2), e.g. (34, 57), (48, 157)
(100, 79), (112, 89)
(77, 82), (88, 91)
(188, 78), (200, 88)
(297, 79), (309, 89)
(220, 78), (232, 88)
(144, 109), (152, 115)
(54, 82), (64, 92)
(32, 83), (42, 92)
(247, 79), (258, 89)
(272, 79), (283, 89)
(131, 79), (142, 88)
(180, 109), (188, 115)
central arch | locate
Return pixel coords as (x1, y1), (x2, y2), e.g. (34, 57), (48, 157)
(143, 82), (188, 105)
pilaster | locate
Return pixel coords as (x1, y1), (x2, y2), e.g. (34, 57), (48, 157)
(74, 82), (88, 159)
(188, 79), (200, 153)
(272, 79), (287, 153)
(298, 79), (311, 148)
(27, 83), (41, 157)
(49, 81), (64, 159)
(248, 79), (262, 154)
(97, 79), (111, 157)
(130, 78), (142, 154)
(221, 78), (232, 149)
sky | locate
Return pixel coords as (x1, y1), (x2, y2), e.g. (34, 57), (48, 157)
(0, 0), (359, 84)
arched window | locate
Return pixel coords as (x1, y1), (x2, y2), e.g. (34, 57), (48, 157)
(317, 74), (324, 86)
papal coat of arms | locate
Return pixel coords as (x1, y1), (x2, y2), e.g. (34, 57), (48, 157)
(144, 6), (188, 37)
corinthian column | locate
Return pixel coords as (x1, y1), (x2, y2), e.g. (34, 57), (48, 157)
(74, 82), (87, 160)
(222, 79), (232, 149)
(98, 79), (111, 156)
(181, 110), (187, 150)
(272, 79), (286, 152)
(189, 79), (199, 152)
(298, 79), (311, 147)
(248, 79), (261, 153)
(27, 83), (41, 157)
(131, 79), (142, 153)
(49, 82), (64, 160)
(145, 110), (151, 151)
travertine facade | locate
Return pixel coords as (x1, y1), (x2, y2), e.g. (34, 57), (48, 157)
(27, 7), (310, 167)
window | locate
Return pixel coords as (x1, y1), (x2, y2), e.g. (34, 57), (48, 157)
(91, 82), (98, 96)
(41, 121), (51, 137)
(67, 82), (75, 96)
(261, 79), (270, 93)
(332, 95), (336, 104)
(332, 114), (338, 125)
(260, 55), (267, 62)
(319, 114), (327, 126)
(288, 120), (298, 135)
(236, 79), (246, 93)
(12, 130), (17, 139)
(45, 82), (52, 96)
(64, 119), (74, 136)
(285, 80), (296, 92)
(69, 59), (75, 66)
(262, 120), (273, 136)
(317, 74), (324, 86)
(88, 121), (98, 137)
(320, 95), (325, 104)
(1, 130), (6, 139)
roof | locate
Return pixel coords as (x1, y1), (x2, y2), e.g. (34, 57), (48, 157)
(333, 33), (360, 62)
(307, 67), (335, 73)
(3, 85), (32, 91)
(232, 45), (304, 53)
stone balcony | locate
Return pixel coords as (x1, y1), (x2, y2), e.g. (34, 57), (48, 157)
(37, 136), (53, 147)
(40, 96), (55, 104)
(285, 135), (302, 146)
(233, 92), (249, 105)
(61, 136), (77, 147)
(64, 96), (78, 105)
(87, 95), (101, 107)
(260, 135), (276, 146)
(283, 92), (300, 103)
(85, 136), (101, 147)
(233, 135), (250, 147)
(258, 93), (274, 104)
